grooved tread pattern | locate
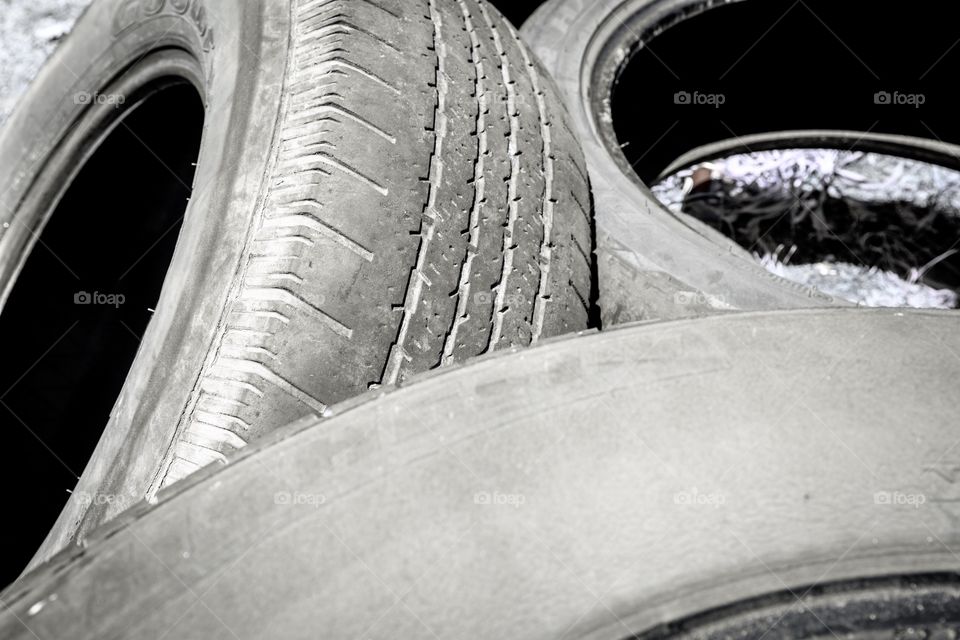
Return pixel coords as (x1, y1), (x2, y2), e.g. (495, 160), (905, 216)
(156, 0), (593, 490)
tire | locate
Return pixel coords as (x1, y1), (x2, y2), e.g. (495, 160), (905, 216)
(2, 0), (592, 571)
(519, 0), (857, 324)
(659, 130), (960, 179)
(3, 308), (958, 639)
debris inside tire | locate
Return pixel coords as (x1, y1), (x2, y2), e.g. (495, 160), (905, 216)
(653, 149), (960, 309)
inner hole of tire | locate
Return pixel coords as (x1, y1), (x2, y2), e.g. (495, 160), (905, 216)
(624, 573), (960, 640)
(608, 0), (960, 308)
(611, 0), (960, 183)
(0, 82), (203, 586)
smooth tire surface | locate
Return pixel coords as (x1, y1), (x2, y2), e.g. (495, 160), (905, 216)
(659, 130), (960, 179)
(2, 0), (592, 570)
(3, 309), (958, 639)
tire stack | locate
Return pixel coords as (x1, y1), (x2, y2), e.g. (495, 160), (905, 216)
(0, 0), (956, 638)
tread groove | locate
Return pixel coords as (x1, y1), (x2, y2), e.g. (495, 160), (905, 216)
(383, 0), (447, 384)
(264, 213), (375, 261)
(478, 1), (521, 353)
(508, 22), (554, 344)
(287, 102), (397, 143)
(441, 0), (487, 366)
(293, 58), (401, 95)
(354, 0), (401, 19)
(183, 421), (248, 451)
(151, 0), (591, 497)
(298, 21), (401, 53)
(215, 358), (328, 415)
(278, 151), (389, 196)
(239, 287), (353, 338)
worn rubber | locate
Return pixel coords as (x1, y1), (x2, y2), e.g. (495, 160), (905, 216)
(2, 308), (958, 639)
(3, 0), (591, 570)
(164, 0), (593, 489)
(659, 130), (960, 179)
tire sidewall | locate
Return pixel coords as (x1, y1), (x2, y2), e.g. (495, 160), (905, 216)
(2, 309), (958, 638)
(0, 0), (293, 570)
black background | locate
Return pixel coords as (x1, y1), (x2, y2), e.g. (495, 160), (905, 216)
(613, 0), (960, 181)
(489, 0), (546, 26)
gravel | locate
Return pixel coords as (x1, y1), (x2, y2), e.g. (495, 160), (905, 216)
(653, 149), (960, 309)
(654, 149), (960, 214)
(0, 0), (88, 125)
(758, 254), (958, 309)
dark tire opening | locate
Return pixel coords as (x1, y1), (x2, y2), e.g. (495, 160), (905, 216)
(627, 573), (960, 640)
(487, 0), (544, 27)
(611, 0), (960, 183)
(0, 82), (203, 585)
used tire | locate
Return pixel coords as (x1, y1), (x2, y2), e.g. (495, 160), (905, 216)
(2, 0), (592, 570)
(520, 0), (853, 323)
(522, 0), (960, 323)
(3, 308), (958, 638)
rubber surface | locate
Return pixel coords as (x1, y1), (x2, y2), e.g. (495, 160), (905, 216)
(659, 130), (960, 179)
(0, 0), (592, 567)
(3, 308), (958, 639)
(157, 0), (593, 489)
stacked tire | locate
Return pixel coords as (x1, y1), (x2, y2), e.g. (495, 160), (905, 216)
(0, 0), (592, 571)
(1, 0), (957, 638)
(3, 309), (958, 638)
